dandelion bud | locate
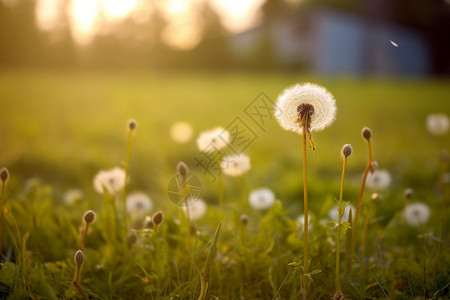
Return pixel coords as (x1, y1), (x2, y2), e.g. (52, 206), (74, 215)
(0, 167), (10, 184)
(403, 188), (414, 200)
(362, 127), (372, 140)
(152, 211), (164, 226)
(341, 144), (352, 158)
(240, 214), (249, 226)
(83, 210), (96, 225)
(177, 162), (189, 177)
(144, 216), (154, 229)
(369, 161), (378, 174)
(74, 250), (84, 267)
(127, 119), (137, 131)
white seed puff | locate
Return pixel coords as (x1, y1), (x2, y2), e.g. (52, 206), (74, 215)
(275, 83), (336, 135)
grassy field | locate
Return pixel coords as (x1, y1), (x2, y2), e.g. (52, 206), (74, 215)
(0, 69), (449, 299)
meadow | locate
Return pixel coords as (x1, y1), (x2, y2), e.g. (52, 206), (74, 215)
(0, 69), (449, 299)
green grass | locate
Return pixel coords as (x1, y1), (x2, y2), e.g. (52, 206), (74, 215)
(0, 70), (449, 299)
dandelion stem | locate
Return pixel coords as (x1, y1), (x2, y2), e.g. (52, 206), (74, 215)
(0, 182), (4, 256)
(183, 184), (192, 252)
(301, 130), (309, 299)
(122, 129), (133, 239)
(73, 281), (88, 300)
(215, 154), (223, 216)
(336, 156), (347, 291)
(352, 139), (372, 271)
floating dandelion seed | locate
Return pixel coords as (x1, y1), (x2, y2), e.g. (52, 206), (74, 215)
(93, 167), (126, 194)
(182, 198), (207, 220)
(426, 114), (449, 136)
(171, 121), (193, 144)
(126, 192), (153, 219)
(328, 204), (355, 222)
(405, 202), (430, 227)
(366, 169), (391, 190)
(389, 40), (398, 47)
(221, 154), (251, 177)
(196, 127), (230, 152)
(63, 189), (84, 206)
(275, 83), (336, 136)
(249, 188), (275, 210)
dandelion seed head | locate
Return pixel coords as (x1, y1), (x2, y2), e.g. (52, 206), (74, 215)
(93, 167), (126, 194)
(249, 188), (275, 210)
(362, 127), (372, 140)
(328, 204), (355, 222)
(152, 211), (164, 226)
(240, 214), (249, 226)
(170, 121), (193, 144)
(341, 144), (352, 158)
(196, 127), (229, 152)
(221, 154), (251, 177)
(127, 192), (152, 219)
(182, 198), (207, 220)
(275, 83), (336, 135)
(0, 167), (9, 184)
(74, 250), (84, 267)
(366, 169), (391, 190)
(405, 202), (430, 227)
(426, 114), (449, 136)
(83, 210), (97, 225)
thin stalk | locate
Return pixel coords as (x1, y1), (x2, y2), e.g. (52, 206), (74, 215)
(0, 182), (4, 255)
(360, 214), (370, 283)
(344, 209), (353, 277)
(78, 223), (90, 251)
(352, 139), (372, 271)
(183, 184), (192, 252)
(122, 129), (133, 238)
(215, 154), (223, 216)
(335, 156), (347, 291)
(301, 131), (309, 299)
(73, 281), (88, 300)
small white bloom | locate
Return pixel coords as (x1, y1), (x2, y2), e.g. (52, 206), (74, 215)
(249, 188), (275, 210)
(126, 192), (153, 219)
(182, 198), (207, 220)
(275, 83), (336, 135)
(426, 114), (449, 136)
(63, 189), (84, 206)
(93, 167), (126, 194)
(328, 203), (355, 222)
(405, 202), (430, 227)
(196, 127), (230, 152)
(297, 213), (313, 233)
(170, 121), (193, 144)
(221, 154), (251, 177)
(366, 170), (391, 190)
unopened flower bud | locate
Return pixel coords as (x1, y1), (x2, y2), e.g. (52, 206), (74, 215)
(403, 188), (414, 200)
(341, 144), (352, 158)
(177, 162), (189, 177)
(0, 167), (10, 184)
(74, 250), (84, 267)
(83, 210), (96, 225)
(362, 127), (372, 141)
(240, 214), (249, 226)
(128, 119), (137, 131)
(152, 211), (164, 226)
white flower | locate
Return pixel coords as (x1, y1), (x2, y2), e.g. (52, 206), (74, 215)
(328, 203), (355, 222)
(221, 154), (251, 177)
(405, 202), (430, 227)
(182, 198), (207, 220)
(275, 83), (336, 135)
(196, 127), (230, 152)
(170, 121), (193, 144)
(93, 167), (126, 194)
(249, 188), (275, 210)
(366, 170), (391, 190)
(426, 114), (449, 136)
(297, 213), (313, 233)
(126, 192), (153, 219)
(63, 189), (84, 206)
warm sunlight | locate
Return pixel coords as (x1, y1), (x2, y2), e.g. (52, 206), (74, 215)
(68, 0), (101, 45)
(210, 0), (265, 33)
(100, 0), (139, 20)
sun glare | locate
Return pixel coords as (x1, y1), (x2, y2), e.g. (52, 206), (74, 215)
(100, 0), (139, 20)
(210, 0), (265, 33)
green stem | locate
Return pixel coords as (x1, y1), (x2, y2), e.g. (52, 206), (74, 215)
(122, 130), (133, 238)
(302, 132), (309, 299)
(183, 184), (191, 252)
(216, 154), (223, 217)
(336, 157), (347, 291)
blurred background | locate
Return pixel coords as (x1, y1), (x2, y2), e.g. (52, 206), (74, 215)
(1, 0), (449, 75)
(0, 0), (449, 213)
